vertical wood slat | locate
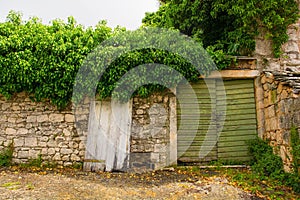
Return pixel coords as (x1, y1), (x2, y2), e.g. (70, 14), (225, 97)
(177, 79), (258, 163)
(84, 99), (132, 172)
(217, 79), (257, 161)
(177, 79), (217, 162)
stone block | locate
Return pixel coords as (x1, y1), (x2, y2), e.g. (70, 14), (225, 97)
(58, 142), (68, 148)
(255, 38), (273, 56)
(154, 144), (166, 153)
(61, 148), (73, 155)
(79, 151), (85, 156)
(0, 115), (7, 122)
(18, 151), (29, 159)
(6, 128), (16, 135)
(52, 153), (61, 161)
(63, 129), (71, 137)
(71, 154), (81, 161)
(283, 41), (300, 53)
(266, 105), (275, 118)
(40, 136), (49, 142)
(2, 103), (11, 111)
(29, 149), (40, 158)
(25, 137), (37, 147)
(157, 96), (163, 102)
(277, 83), (283, 94)
(287, 26), (298, 41)
(281, 90), (289, 99)
(14, 138), (24, 147)
(79, 141), (85, 149)
(64, 162), (73, 167)
(136, 109), (144, 115)
(65, 114), (74, 122)
(55, 136), (65, 143)
(69, 142), (79, 149)
(8, 117), (16, 123)
(76, 114), (87, 121)
(261, 75), (266, 84)
(49, 114), (64, 122)
(17, 128), (28, 135)
(275, 130), (283, 145)
(263, 83), (270, 91)
(26, 116), (37, 123)
(12, 105), (20, 111)
(280, 146), (287, 163)
(62, 155), (70, 161)
(265, 118), (271, 132)
(144, 144), (154, 152)
(283, 131), (290, 145)
(41, 148), (47, 155)
(37, 115), (48, 123)
(150, 153), (160, 162)
(48, 148), (56, 155)
(38, 142), (47, 147)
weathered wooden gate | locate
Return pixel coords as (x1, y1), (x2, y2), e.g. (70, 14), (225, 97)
(177, 79), (257, 163)
(84, 99), (132, 171)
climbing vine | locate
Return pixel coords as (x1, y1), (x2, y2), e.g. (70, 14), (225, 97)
(0, 11), (215, 108)
(0, 11), (114, 108)
(1, 1), (299, 108)
(143, 0), (299, 57)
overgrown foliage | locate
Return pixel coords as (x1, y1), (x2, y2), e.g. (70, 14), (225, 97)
(247, 137), (300, 193)
(73, 27), (216, 103)
(0, 11), (215, 108)
(143, 0), (299, 57)
(291, 126), (300, 175)
(0, 143), (14, 167)
(0, 11), (114, 108)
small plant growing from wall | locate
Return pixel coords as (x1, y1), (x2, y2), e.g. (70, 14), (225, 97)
(291, 126), (300, 176)
(0, 143), (14, 167)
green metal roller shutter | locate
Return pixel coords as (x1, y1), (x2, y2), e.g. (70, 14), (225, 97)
(177, 79), (257, 163)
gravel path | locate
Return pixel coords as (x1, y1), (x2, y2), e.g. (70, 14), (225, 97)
(0, 168), (261, 200)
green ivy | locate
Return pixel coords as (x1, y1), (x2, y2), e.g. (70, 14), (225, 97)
(143, 0), (299, 57)
(0, 11), (114, 108)
(0, 11), (216, 108)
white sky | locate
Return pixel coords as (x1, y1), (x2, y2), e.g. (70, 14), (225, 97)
(0, 0), (159, 30)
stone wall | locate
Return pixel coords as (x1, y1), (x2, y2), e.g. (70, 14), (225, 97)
(0, 90), (175, 171)
(255, 10), (300, 172)
(260, 73), (300, 171)
(0, 92), (89, 166)
(130, 91), (176, 171)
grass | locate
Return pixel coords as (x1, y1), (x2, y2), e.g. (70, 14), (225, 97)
(220, 168), (298, 199)
(175, 166), (299, 199)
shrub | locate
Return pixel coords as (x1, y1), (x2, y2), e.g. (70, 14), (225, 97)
(248, 137), (300, 193)
(290, 126), (300, 175)
(248, 138), (284, 178)
(0, 143), (14, 167)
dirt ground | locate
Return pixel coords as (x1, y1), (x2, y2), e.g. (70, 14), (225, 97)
(0, 167), (263, 200)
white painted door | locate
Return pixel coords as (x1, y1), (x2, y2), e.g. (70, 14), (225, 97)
(84, 99), (132, 171)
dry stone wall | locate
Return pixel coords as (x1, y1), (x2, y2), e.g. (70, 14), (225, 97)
(255, 12), (300, 172)
(130, 91), (176, 171)
(260, 73), (300, 171)
(0, 90), (175, 171)
(0, 92), (89, 166)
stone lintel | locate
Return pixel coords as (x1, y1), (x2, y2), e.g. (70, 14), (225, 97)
(201, 70), (260, 79)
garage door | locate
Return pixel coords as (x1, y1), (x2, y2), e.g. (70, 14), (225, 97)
(177, 79), (257, 163)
